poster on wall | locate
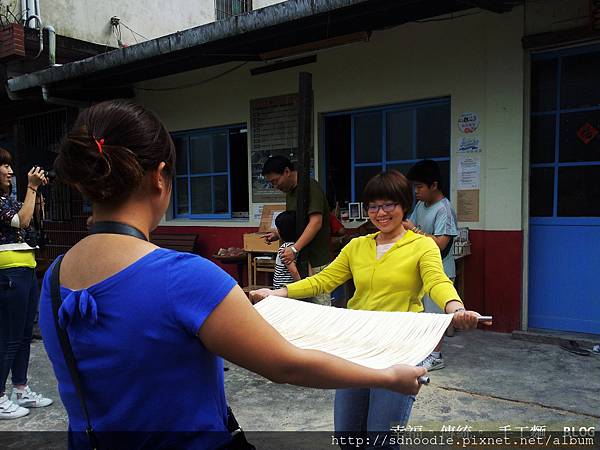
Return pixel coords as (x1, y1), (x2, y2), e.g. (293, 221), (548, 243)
(457, 136), (481, 153)
(250, 94), (299, 203)
(457, 156), (481, 190)
(458, 112), (479, 134)
(457, 190), (479, 222)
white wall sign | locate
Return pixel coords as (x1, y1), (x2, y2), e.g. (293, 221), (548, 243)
(252, 204), (264, 221)
(457, 156), (481, 190)
(458, 112), (480, 134)
(457, 136), (481, 153)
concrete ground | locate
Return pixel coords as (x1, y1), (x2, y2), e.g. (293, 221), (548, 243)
(1, 330), (598, 446)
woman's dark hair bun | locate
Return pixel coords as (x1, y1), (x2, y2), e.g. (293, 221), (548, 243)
(55, 100), (175, 204)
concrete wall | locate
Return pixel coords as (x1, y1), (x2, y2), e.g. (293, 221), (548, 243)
(12, 0), (289, 47)
(137, 7), (525, 232)
(253, 0), (287, 9)
(32, 0), (214, 46)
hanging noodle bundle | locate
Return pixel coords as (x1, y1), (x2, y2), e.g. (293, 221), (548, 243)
(254, 296), (453, 369)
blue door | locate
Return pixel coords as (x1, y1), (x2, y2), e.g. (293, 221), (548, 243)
(529, 46), (600, 334)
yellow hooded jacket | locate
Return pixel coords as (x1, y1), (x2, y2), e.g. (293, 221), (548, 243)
(286, 230), (461, 312)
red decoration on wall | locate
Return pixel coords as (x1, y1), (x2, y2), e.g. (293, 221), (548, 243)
(576, 122), (599, 144)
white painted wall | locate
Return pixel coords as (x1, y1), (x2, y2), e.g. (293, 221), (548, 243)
(137, 8), (526, 230)
(138, 3), (595, 231)
(30, 0), (214, 46)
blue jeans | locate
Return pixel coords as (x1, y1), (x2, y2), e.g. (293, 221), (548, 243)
(0, 267), (38, 394)
(334, 388), (415, 449)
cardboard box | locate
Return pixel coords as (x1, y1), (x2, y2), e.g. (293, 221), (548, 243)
(244, 204), (286, 252)
(243, 233), (279, 253)
(258, 204), (286, 232)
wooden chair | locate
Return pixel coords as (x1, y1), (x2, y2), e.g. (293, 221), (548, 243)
(252, 256), (275, 286)
(150, 233), (197, 253)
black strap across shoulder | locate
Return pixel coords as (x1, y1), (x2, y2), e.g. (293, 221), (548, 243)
(51, 221), (254, 450)
(50, 256), (100, 450)
(89, 221), (148, 241)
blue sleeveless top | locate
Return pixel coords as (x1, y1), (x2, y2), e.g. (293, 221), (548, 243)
(39, 248), (237, 449)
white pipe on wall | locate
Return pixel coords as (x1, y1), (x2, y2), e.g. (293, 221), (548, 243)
(45, 25), (56, 65)
(20, 0), (28, 25)
(34, 0), (40, 21)
(23, 0), (39, 28)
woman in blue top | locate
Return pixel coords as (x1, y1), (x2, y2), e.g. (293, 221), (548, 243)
(38, 100), (427, 449)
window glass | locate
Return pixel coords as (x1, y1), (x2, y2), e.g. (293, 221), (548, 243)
(387, 110), (413, 161)
(558, 165), (600, 217)
(530, 115), (556, 164)
(436, 160), (450, 197)
(213, 133), (228, 172)
(354, 113), (382, 164)
(176, 177), (189, 215)
(559, 111), (600, 163)
(560, 51), (600, 110)
(387, 162), (413, 177)
(214, 175), (229, 213)
(531, 58), (557, 112)
(350, 100), (450, 204)
(173, 136), (189, 174)
(529, 167), (554, 217)
(355, 165), (382, 201)
(416, 103), (450, 159)
(173, 126), (245, 218)
(190, 135), (213, 174)
(190, 176), (212, 214)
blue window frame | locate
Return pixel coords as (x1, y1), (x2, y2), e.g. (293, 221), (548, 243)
(530, 45), (600, 225)
(326, 98), (451, 201)
(172, 125), (242, 219)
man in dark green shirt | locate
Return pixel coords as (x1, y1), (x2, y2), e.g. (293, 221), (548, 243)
(262, 156), (330, 303)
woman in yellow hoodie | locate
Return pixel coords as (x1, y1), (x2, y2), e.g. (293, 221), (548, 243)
(251, 170), (486, 443)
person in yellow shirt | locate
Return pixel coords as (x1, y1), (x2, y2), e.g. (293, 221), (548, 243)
(251, 170), (488, 441)
(0, 148), (53, 420)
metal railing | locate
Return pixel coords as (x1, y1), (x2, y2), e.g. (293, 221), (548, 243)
(215, 0), (252, 20)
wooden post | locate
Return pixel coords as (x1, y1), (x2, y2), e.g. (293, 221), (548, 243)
(296, 72), (312, 278)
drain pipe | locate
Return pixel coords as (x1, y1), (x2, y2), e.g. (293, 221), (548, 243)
(25, 14), (43, 59)
(44, 25), (56, 66)
(20, 0), (29, 25)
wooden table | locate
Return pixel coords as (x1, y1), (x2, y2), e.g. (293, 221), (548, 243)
(212, 253), (247, 285)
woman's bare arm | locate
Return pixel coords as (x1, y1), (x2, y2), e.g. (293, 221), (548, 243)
(198, 285), (426, 395)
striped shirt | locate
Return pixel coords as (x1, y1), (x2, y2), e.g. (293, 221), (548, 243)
(273, 242), (296, 289)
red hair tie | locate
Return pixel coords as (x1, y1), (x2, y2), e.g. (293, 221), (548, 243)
(94, 137), (105, 155)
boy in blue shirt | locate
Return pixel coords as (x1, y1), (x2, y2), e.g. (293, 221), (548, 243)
(404, 160), (458, 371)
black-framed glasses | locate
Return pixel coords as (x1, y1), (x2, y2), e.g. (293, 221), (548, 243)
(366, 202), (399, 214)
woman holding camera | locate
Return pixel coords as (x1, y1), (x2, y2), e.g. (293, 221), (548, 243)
(0, 148), (53, 420)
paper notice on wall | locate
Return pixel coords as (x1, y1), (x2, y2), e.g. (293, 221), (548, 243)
(252, 204), (264, 221)
(457, 136), (481, 153)
(458, 112), (479, 134)
(457, 156), (480, 190)
(457, 190), (479, 222)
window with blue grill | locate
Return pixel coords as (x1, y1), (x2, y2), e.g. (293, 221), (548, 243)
(172, 125), (247, 220)
(350, 98), (451, 200)
(323, 98), (451, 208)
